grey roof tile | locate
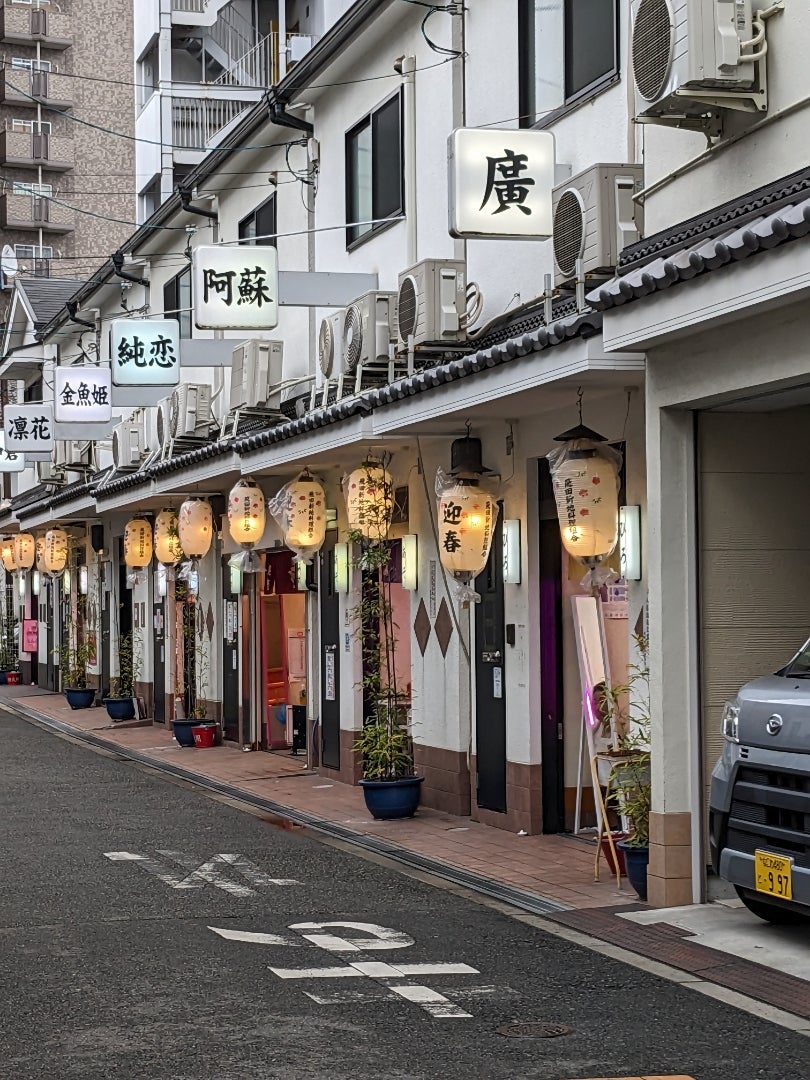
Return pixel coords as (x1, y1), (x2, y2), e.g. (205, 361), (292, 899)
(17, 278), (82, 328)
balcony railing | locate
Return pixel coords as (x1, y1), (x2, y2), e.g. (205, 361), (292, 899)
(0, 69), (73, 108)
(0, 0), (72, 49)
(171, 95), (249, 150)
(0, 192), (74, 232)
(0, 127), (74, 170)
(173, 0), (207, 11)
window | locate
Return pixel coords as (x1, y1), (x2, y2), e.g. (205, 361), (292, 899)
(11, 119), (51, 134)
(238, 193), (277, 246)
(345, 91), (403, 247)
(11, 57), (51, 71)
(137, 42), (159, 112)
(12, 181), (52, 197)
(163, 266), (191, 339)
(15, 244), (52, 277)
(139, 177), (161, 223)
(520, 0), (619, 126)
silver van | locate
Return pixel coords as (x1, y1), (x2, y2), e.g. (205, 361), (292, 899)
(710, 638), (810, 923)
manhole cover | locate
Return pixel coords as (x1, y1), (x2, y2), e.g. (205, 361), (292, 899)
(496, 1022), (572, 1039)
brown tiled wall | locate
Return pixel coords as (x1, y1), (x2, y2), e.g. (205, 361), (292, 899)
(469, 756), (543, 835)
(413, 744), (470, 817)
(319, 728), (363, 786)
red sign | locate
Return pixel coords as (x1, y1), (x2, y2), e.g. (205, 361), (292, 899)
(22, 618), (38, 654)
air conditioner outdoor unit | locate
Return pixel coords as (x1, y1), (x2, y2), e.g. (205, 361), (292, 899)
(551, 163), (644, 287)
(317, 311), (345, 380)
(631, 0), (756, 126)
(396, 259), (467, 351)
(112, 420), (142, 470)
(342, 292), (397, 372)
(171, 383), (213, 437)
(37, 460), (60, 484)
(156, 395), (173, 449)
(229, 339), (283, 412)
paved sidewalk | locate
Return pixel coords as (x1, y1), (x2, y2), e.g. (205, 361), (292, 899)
(0, 685), (628, 913)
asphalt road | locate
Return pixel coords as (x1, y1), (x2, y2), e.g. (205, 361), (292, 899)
(1, 711), (806, 1080)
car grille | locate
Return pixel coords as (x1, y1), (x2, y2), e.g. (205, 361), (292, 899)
(727, 765), (810, 869)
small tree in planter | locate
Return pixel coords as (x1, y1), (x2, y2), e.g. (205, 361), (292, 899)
(103, 630), (142, 721)
(60, 637), (95, 709)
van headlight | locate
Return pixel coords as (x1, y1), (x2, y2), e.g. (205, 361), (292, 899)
(722, 702), (740, 743)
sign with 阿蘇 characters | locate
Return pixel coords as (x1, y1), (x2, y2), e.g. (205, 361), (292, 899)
(193, 245), (278, 330)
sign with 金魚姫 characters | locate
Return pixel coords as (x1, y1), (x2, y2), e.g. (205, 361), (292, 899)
(447, 127), (555, 240)
(4, 403), (53, 453)
(54, 367), (112, 424)
(111, 319), (181, 387)
(192, 245), (278, 330)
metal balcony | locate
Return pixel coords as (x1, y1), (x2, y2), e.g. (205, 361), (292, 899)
(0, 128), (74, 171)
(0, 193), (74, 233)
(0, 69), (72, 109)
(0, 0), (72, 50)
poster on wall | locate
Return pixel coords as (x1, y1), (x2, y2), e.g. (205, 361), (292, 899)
(22, 619), (38, 654)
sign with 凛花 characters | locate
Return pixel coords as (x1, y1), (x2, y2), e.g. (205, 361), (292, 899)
(192, 244), (278, 330)
(4, 403), (53, 453)
(448, 127), (555, 240)
(54, 367), (112, 424)
(111, 319), (180, 387)
(0, 432), (24, 473)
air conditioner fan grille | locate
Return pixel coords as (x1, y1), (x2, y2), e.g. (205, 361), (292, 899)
(398, 277), (418, 341)
(343, 305), (362, 371)
(633, 0), (674, 102)
(553, 190), (585, 279)
(318, 317), (334, 376)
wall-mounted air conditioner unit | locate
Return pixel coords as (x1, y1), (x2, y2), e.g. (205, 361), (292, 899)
(396, 259), (467, 351)
(156, 394), (173, 451)
(37, 459), (62, 484)
(342, 292), (397, 372)
(112, 420), (142, 470)
(631, 0), (758, 127)
(551, 163), (644, 287)
(317, 311), (345, 381)
(172, 383), (212, 437)
(229, 339), (283, 412)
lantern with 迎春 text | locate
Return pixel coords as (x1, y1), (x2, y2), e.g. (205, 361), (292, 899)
(344, 462), (393, 540)
(437, 481), (499, 577)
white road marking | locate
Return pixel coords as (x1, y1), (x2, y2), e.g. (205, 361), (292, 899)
(103, 851), (201, 889)
(158, 850), (256, 897)
(392, 963), (478, 976)
(387, 984), (472, 1018)
(270, 966), (366, 980)
(105, 850), (297, 897)
(289, 922), (414, 952)
(208, 927), (301, 947)
(215, 853), (301, 887)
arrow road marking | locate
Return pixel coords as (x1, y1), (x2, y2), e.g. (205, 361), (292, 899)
(103, 851), (201, 890)
(104, 851), (298, 896)
(157, 851), (256, 897)
(208, 927), (303, 947)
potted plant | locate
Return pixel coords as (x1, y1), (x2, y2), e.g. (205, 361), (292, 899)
(172, 606), (218, 747)
(605, 637), (652, 900)
(348, 467), (422, 820)
(103, 630), (141, 721)
(60, 637), (95, 709)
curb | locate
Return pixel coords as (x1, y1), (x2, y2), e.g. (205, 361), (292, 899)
(7, 698), (569, 917)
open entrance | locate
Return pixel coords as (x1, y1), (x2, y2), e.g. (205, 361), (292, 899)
(261, 550), (308, 755)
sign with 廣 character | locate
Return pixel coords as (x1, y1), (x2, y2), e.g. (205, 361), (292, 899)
(54, 367), (112, 424)
(4, 403), (53, 453)
(192, 244), (278, 330)
(111, 319), (180, 387)
(447, 127), (555, 240)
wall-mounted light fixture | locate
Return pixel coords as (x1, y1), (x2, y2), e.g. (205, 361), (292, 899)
(79, 565), (89, 596)
(295, 560), (308, 591)
(619, 505), (641, 581)
(401, 534), (418, 591)
(229, 562), (242, 596)
(62, 568), (71, 596)
(32, 570), (40, 597)
(334, 542), (349, 594)
(502, 519), (521, 585)
(156, 563), (168, 598)
(18, 573), (26, 599)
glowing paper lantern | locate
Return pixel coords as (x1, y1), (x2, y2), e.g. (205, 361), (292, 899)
(124, 518), (153, 569)
(13, 533), (35, 570)
(437, 481), (499, 576)
(269, 472), (326, 563)
(0, 538), (17, 573)
(43, 529), (69, 574)
(35, 535), (47, 574)
(178, 498), (213, 559)
(548, 438), (620, 564)
(345, 462), (393, 540)
(228, 479), (266, 547)
(154, 509), (182, 566)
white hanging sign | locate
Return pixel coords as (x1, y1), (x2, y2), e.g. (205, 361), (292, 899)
(4, 403), (53, 452)
(54, 367), (112, 423)
(193, 244), (278, 330)
(111, 319), (180, 386)
(448, 127), (555, 240)
(0, 433), (24, 472)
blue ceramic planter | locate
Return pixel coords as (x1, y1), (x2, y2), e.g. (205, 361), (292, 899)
(103, 697), (136, 722)
(618, 841), (649, 900)
(172, 719), (199, 748)
(65, 687), (95, 710)
(0, 671), (7, 685)
(359, 776), (424, 820)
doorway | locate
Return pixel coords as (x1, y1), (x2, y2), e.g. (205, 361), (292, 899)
(153, 585), (166, 724)
(221, 555), (240, 741)
(474, 507), (507, 813)
(261, 551), (308, 753)
(538, 460), (566, 832)
(319, 538), (341, 770)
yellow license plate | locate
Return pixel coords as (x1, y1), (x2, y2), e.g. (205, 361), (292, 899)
(754, 849), (793, 900)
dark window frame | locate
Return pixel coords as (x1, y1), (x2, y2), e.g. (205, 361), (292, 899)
(238, 192), (277, 246)
(163, 265), (191, 340)
(345, 89), (404, 250)
(519, 0), (620, 129)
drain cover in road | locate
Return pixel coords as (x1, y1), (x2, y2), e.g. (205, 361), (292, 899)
(496, 1022), (572, 1038)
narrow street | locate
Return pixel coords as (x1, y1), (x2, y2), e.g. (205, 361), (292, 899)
(1, 711), (805, 1080)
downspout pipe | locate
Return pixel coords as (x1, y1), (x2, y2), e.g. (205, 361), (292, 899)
(65, 301), (96, 330)
(264, 87), (314, 135)
(177, 185), (218, 222)
(111, 251), (147, 288)
(396, 54), (417, 268)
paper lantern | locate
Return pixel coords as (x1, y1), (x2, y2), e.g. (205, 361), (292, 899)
(0, 538), (17, 573)
(549, 439), (620, 564)
(178, 498), (213, 559)
(228, 479), (266, 547)
(270, 473), (326, 562)
(13, 533), (35, 570)
(35, 535), (47, 574)
(43, 529), (69, 574)
(345, 463), (393, 539)
(124, 518), (153, 569)
(437, 481), (498, 576)
(154, 509), (182, 566)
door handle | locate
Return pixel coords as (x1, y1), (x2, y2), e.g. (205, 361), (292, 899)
(481, 650), (502, 663)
